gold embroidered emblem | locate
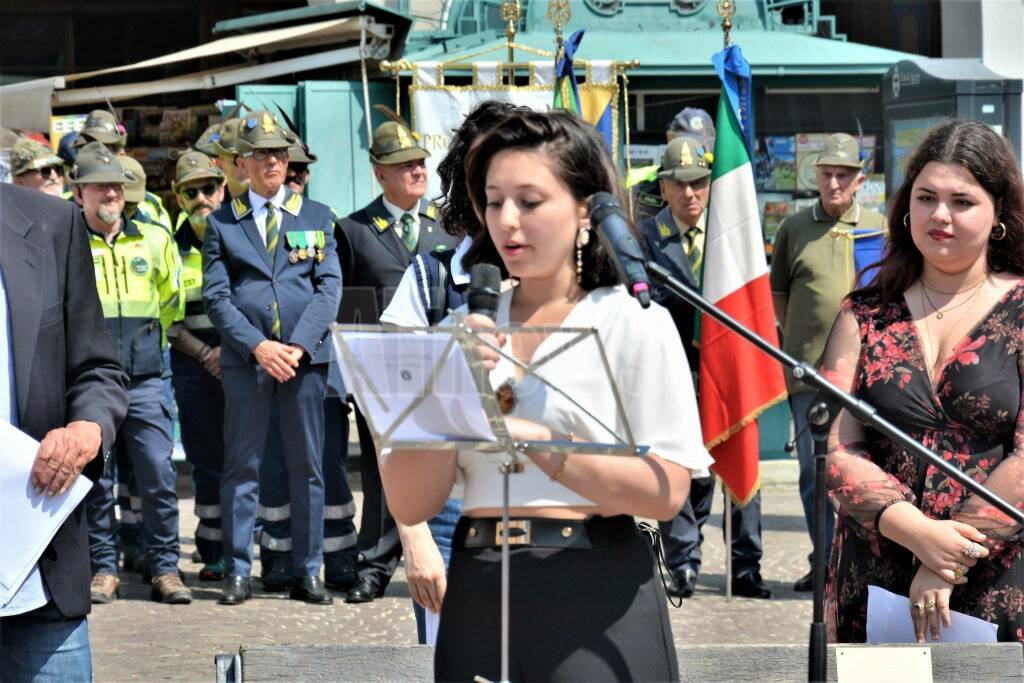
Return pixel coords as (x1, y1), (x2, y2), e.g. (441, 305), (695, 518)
(679, 143), (693, 167)
(262, 113), (276, 134)
(426, 204), (437, 220)
(395, 126), (413, 150)
(658, 222), (673, 238)
(372, 215), (390, 232)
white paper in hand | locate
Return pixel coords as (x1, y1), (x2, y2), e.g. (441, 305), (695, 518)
(334, 331), (497, 444)
(0, 421), (93, 604)
(866, 584), (998, 643)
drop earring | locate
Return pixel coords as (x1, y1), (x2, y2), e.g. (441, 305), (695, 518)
(575, 226), (590, 284)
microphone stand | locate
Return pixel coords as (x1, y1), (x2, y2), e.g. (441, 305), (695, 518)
(643, 260), (1024, 682)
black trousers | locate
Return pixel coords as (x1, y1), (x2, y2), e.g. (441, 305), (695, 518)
(352, 402), (402, 587)
(436, 516), (679, 683)
(659, 474), (764, 576)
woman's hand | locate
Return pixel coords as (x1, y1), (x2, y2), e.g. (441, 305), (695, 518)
(400, 523), (447, 614)
(463, 313), (506, 371)
(881, 503), (989, 581)
(908, 564), (956, 642)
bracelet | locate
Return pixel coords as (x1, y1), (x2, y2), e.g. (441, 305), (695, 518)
(550, 453), (570, 482)
(197, 345), (212, 362)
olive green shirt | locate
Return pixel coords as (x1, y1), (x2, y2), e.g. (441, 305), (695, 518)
(769, 200), (887, 394)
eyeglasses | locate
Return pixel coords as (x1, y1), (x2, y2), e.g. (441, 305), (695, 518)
(244, 148), (289, 162)
(181, 183), (221, 200)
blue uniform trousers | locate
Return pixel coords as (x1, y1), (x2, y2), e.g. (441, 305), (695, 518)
(85, 376), (180, 576)
(659, 475), (764, 576)
(221, 364), (327, 578)
(352, 402), (403, 588)
(114, 452), (142, 557)
(258, 396), (357, 563)
(171, 350), (225, 564)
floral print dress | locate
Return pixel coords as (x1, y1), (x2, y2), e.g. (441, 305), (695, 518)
(824, 283), (1024, 643)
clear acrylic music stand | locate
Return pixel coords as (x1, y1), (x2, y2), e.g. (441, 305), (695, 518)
(331, 313), (647, 682)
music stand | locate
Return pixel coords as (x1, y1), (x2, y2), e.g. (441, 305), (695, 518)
(331, 313), (647, 683)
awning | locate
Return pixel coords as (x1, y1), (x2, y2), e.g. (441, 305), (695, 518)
(0, 15), (399, 131)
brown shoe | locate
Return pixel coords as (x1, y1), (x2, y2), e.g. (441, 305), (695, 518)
(90, 573), (119, 604)
(151, 572), (192, 604)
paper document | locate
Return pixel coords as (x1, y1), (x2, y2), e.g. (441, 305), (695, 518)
(0, 421), (93, 605)
(866, 584), (998, 643)
(333, 331), (497, 444)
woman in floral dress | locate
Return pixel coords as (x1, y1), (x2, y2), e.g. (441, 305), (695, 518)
(821, 119), (1024, 644)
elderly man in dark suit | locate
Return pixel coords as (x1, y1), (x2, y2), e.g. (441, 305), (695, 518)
(336, 120), (458, 603)
(202, 109), (341, 607)
(0, 184), (129, 681)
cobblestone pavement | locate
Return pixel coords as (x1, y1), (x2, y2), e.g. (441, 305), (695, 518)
(89, 460), (814, 681)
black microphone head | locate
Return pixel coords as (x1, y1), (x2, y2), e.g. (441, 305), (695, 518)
(587, 191), (624, 228)
(468, 263), (501, 320)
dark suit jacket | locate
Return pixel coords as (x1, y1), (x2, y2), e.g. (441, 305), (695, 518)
(202, 189), (342, 366)
(335, 196), (457, 323)
(637, 206), (701, 370)
(0, 184), (129, 619)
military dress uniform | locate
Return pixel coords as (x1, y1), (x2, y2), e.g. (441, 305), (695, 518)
(72, 143), (187, 603)
(202, 110), (341, 605)
(335, 121), (458, 602)
(167, 152), (228, 578)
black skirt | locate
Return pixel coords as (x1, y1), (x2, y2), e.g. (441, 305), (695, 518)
(435, 515), (679, 682)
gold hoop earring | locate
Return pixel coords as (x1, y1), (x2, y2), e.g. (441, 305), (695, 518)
(575, 226), (591, 284)
(903, 213), (910, 229)
(991, 222), (1008, 241)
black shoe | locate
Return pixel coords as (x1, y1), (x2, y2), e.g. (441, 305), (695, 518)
(793, 570), (814, 593)
(666, 567), (698, 599)
(260, 551), (293, 592)
(324, 553), (359, 592)
(732, 570), (772, 599)
(290, 576), (333, 605)
(344, 577), (384, 604)
(219, 576), (252, 605)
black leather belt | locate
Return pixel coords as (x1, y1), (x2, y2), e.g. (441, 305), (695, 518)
(453, 515), (636, 550)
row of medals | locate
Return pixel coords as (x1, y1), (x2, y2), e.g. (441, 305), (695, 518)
(288, 247), (324, 264)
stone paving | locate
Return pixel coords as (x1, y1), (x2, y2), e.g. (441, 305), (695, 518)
(88, 460), (815, 681)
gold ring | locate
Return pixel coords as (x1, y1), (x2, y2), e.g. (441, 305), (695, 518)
(925, 600), (937, 609)
(954, 568), (965, 578)
(911, 601), (926, 613)
(963, 543), (982, 559)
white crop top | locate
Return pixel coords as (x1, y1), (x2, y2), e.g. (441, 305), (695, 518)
(447, 285), (714, 512)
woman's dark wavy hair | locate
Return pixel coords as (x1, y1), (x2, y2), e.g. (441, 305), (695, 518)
(435, 100), (532, 238)
(461, 110), (623, 291)
(853, 119), (1024, 306)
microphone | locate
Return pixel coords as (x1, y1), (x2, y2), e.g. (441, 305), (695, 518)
(587, 192), (651, 308)
(468, 263), (501, 320)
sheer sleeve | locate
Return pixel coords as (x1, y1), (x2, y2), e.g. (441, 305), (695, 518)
(824, 302), (917, 542)
(950, 324), (1024, 551)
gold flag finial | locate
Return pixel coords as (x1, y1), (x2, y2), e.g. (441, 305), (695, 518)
(547, 0), (572, 53)
(716, 0), (736, 48)
(500, 0), (522, 84)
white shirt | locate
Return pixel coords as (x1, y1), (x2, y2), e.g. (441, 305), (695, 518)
(446, 285), (714, 512)
(248, 186), (287, 245)
(381, 195), (420, 244)
(380, 235), (472, 327)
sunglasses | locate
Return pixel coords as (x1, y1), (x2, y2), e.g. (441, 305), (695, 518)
(244, 148), (289, 162)
(181, 183), (220, 200)
(35, 166), (62, 179)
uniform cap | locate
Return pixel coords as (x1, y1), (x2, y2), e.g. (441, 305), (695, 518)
(657, 136), (713, 183)
(69, 141), (128, 185)
(10, 138), (63, 176)
(370, 121), (429, 165)
(668, 107), (716, 147)
(233, 110), (297, 154)
(289, 138), (317, 164)
(172, 151), (224, 192)
(816, 133), (864, 169)
(73, 110), (126, 147)
(195, 123), (222, 155)
(118, 156), (146, 203)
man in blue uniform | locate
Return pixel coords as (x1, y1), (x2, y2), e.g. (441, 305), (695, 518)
(202, 109), (341, 606)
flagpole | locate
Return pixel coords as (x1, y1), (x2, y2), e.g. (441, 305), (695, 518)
(500, 1), (521, 85)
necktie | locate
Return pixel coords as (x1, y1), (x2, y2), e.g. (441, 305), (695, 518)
(685, 226), (703, 272)
(399, 213), (418, 253)
(265, 204), (281, 339)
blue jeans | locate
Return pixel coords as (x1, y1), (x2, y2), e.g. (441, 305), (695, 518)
(0, 604), (92, 683)
(789, 391), (835, 567)
(413, 498), (462, 644)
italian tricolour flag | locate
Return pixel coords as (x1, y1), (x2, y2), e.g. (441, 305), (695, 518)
(698, 46), (787, 504)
